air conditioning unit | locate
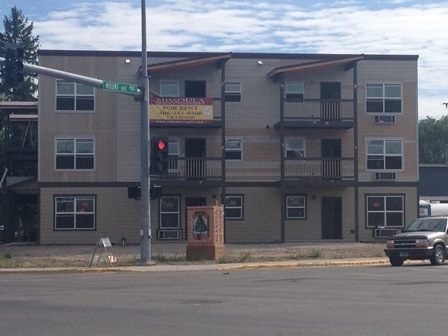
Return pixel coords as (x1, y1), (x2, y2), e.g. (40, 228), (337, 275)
(373, 115), (396, 124)
(374, 228), (398, 238)
(374, 172), (396, 181)
(157, 229), (182, 240)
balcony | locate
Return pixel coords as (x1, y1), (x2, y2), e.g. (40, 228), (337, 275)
(152, 157), (223, 185)
(275, 99), (355, 129)
(284, 158), (355, 185)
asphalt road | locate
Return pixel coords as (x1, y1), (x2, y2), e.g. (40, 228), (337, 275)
(1, 264), (448, 336)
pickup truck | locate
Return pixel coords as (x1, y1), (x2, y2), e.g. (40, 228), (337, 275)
(384, 216), (448, 266)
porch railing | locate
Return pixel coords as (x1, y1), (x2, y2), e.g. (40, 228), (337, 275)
(284, 158), (355, 180)
(166, 157), (222, 179)
(284, 99), (354, 121)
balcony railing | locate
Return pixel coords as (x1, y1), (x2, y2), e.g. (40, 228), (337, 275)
(284, 158), (355, 180)
(284, 98), (354, 121)
(162, 157), (222, 179)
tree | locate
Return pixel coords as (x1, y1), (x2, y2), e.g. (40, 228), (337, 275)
(419, 115), (448, 164)
(0, 6), (39, 102)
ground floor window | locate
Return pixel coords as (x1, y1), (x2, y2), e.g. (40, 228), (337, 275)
(366, 195), (404, 228)
(160, 196), (180, 229)
(285, 195), (306, 219)
(225, 195), (244, 220)
(54, 196), (95, 230)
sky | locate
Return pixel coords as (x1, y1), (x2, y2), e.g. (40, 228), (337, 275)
(1, 0), (448, 119)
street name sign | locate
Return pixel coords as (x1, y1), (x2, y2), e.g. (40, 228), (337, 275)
(102, 81), (139, 95)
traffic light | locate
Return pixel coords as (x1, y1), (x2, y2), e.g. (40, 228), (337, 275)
(3, 45), (24, 88)
(150, 137), (169, 175)
(127, 185), (162, 200)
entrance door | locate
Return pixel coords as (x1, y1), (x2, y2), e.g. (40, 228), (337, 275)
(185, 80), (206, 97)
(185, 138), (206, 178)
(321, 197), (342, 239)
(320, 82), (341, 119)
(321, 139), (341, 178)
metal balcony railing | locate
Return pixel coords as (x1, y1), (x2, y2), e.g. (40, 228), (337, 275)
(284, 158), (355, 180)
(165, 157), (222, 179)
(283, 99), (354, 121)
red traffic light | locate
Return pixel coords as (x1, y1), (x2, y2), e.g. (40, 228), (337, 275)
(157, 140), (167, 151)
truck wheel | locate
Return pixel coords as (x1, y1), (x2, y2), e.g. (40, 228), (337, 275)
(430, 244), (445, 266)
(389, 257), (404, 266)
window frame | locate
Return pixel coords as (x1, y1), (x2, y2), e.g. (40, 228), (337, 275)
(54, 195), (96, 231)
(225, 137), (242, 160)
(55, 138), (95, 171)
(366, 83), (402, 114)
(159, 196), (181, 230)
(160, 80), (179, 97)
(285, 194), (307, 220)
(224, 81), (242, 102)
(225, 195), (244, 220)
(285, 81), (304, 102)
(366, 194), (404, 228)
(285, 138), (305, 159)
(56, 79), (95, 112)
(366, 138), (403, 171)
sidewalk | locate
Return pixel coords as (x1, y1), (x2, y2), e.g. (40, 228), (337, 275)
(0, 241), (393, 273)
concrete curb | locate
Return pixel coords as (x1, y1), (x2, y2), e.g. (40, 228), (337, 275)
(0, 258), (392, 274)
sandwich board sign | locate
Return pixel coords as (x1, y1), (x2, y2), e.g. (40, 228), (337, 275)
(89, 237), (117, 267)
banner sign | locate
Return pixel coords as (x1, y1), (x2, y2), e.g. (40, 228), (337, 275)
(150, 97), (214, 124)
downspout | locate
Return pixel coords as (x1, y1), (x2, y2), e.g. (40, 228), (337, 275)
(221, 63), (226, 242)
(280, 78), (286, 242)
(353, 62), (360, 242)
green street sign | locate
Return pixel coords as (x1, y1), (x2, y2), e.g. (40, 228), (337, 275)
(102, 81), (139, 94)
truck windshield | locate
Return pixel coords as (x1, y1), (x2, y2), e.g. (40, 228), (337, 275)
(405, 218), (447, 232)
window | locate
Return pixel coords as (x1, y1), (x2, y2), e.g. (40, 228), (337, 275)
(366, 195), (404, 228)
(224, 81), (241, 102)
(286, 195), (306, 219)
(285, 138), (305, 158)
(225, 195), (243, 220)
(160, 80), (179, 97)
(168, 138), (179, 156)
(285, 81), (304, 101)
(56, 138), (94, 170)
(366, 83), (402, 114)
(366, 138), (402, 170)
(56, 80), (94, 111)
(160, 196), (180, 229)
(54, 196), (95, 230)
(225, 138), (242, 160)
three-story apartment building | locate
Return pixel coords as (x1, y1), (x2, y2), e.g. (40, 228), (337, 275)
(37, 50), (419, 245)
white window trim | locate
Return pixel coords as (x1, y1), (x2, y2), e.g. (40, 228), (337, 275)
(365, 137), (403, 171)
(224, 81), (242, 102)
(365, 82), (402, 115)
(55, 79), (95, 112)
(159, 196), (181, 229)
(225, 195), (243, 220)
(366, 195), (404, 228)
(225, 137), (243, 161)
(55, 137), (95, 171)
(285, 81), (304, 100)
(285, 195), (307, 219)
(160, 80), (179, 97)
(54, 195), (96, 230)
(284, 138), (306, 158)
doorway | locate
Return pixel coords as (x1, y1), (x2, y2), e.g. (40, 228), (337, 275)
(321, 197), (342, 239)
(185, 80), (206, 98)
(320, 82), (341, 119)
(185, 138), (206, 178)
(321, 139), (341, 178)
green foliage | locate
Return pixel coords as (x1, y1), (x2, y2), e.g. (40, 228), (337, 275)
(419, 115), (448, 164)
(0, 6), (39, 102)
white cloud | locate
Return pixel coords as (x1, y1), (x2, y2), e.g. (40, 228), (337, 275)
(22, 0), (448, 119)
